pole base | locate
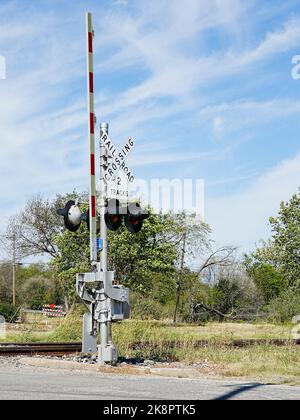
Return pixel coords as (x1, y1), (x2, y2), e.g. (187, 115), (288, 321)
(82, 313), (97, 354)
(98, 344), (118, 365)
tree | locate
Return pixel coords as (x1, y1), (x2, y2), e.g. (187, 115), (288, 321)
(2, 192), (89, 311)
(0, 261), (60, 310)
(199, 246), (237, 283)
(266, 289), (300, 322)
(0, 302), (16, 322)
(244, 258), (287, 304)
(184, 247), (265, 322)
(3, 193), (180, 313)
(17, 264), (60, 309)
(51, 210), (179, 312)
(248, 193), (300, 292)
(202, 261), (262, 320)
(169, 212), (211, 323)
(269, 193), (300, 289)
(176, 269), (208, 322)
(108, 211), (178, 293)
(0, 263), (13, 303)
(51, 227), (90, 311)
(4, 191), (87, 259)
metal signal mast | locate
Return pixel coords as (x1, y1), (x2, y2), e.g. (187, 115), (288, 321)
(86, 12), (98, 265)
(57, 12), (148, 365)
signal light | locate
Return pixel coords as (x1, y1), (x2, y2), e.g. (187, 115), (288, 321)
(104, 199), (149, 233)
(124, 202), (149, 234)
(105, 199), (123, 231)
(58, 199), (149, 234)
(57, 200), (82, 232)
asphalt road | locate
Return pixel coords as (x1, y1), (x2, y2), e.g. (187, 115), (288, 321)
(0, 364), (299, 400)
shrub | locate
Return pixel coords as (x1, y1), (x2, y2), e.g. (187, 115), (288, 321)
(130, 291), (174, 320)
(0, 302), (16, 322)
(48, 305), (85, 342)
(267, 289), (300, 323)
(131, 298), (164, 320)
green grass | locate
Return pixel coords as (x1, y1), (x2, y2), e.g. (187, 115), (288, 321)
(113, 320), (292, 345)
(2, 316), (299, 384)
(196, 345), (300, 385)
(110, 321), (300, 384)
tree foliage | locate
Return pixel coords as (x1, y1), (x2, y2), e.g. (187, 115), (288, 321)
(208, 265), (261, 318)
(0, 262), (60, 310)
(269, 194), (300, 288)
(6, 182), (300, 325)
(247, 193), (300, 293)
(244, 259), (287, 304)
(51, 226), (91, 310)
(108, 212), (178, 293)
(168, 212), (211, 322)
(5, 191), (87, 259)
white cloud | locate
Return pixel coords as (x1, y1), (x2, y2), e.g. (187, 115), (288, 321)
(213, 116), (225, 135)
(131, 149), (225, 168)
(198, 99), (300, 141)
(93, 10), (300, 133)
(1, 0), (300, 258)
(206, 151), (300, 252)
(244, 17), (300, 63)
(113, 0), (128, 6)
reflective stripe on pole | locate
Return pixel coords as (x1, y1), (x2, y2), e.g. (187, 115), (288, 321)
(86, 12), (97, 263)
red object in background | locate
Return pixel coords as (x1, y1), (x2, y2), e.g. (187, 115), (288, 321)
(42, 304), (64, 318)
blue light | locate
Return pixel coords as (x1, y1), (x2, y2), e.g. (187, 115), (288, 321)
(97, 238), (103, 251)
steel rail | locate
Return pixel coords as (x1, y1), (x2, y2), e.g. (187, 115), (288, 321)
(0, 342), (82, 356)
(0, 338), (299, 357)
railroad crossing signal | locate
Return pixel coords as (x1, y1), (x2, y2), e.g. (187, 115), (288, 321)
(56, 12), (149, 365)
(100, 133), (135, 184)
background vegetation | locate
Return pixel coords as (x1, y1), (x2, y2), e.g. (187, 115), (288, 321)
(0, 190), (300, 324)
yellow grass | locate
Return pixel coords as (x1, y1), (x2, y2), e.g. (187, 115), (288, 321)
(2, 318), (299, 384)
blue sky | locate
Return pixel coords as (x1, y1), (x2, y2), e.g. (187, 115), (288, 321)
(1, 0), (300, 254)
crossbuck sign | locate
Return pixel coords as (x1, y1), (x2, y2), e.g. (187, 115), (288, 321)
(100, 133), (135, 184)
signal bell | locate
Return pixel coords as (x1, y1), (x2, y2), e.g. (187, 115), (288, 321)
(57, 200), (82, 232)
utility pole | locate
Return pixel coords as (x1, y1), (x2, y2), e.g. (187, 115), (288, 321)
(0, 234), (17, 306)
(99, 122), (112, 356)
(12, 234), (16, 307)
(99, 123), (109, 274)
(173, 232), (186, 323)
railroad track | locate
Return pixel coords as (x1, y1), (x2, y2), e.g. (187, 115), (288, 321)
(0, 342), (82, 356)
(0, 338), (299, 357)
(129, 338), (300, 350)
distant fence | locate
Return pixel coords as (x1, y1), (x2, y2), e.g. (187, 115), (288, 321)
(42, 304), (64, 318)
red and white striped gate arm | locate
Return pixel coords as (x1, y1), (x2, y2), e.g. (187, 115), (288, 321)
(86, 12), (97, 263)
